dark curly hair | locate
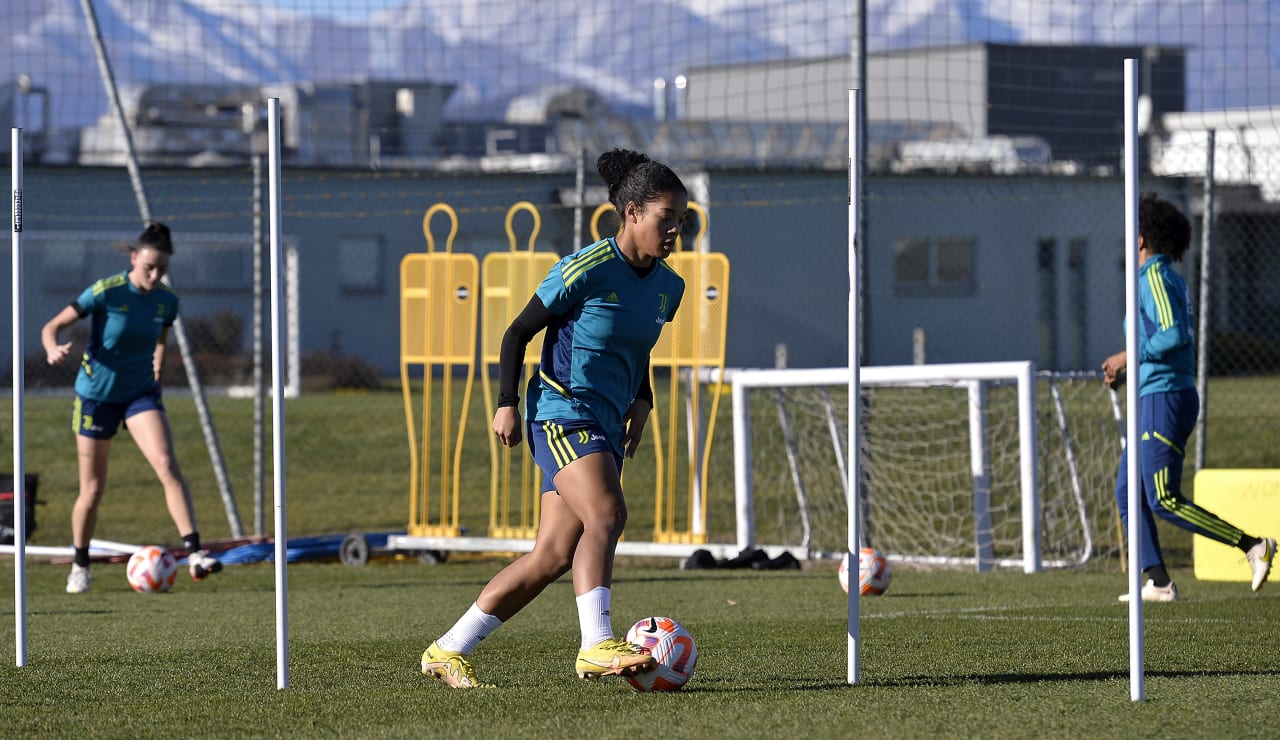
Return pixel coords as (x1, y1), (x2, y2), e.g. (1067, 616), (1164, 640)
(135, 222), (174, 255)
(1138, 192), (1191, 263)
(597, 148), (686, 221)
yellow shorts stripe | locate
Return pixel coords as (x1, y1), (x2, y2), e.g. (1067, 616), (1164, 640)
(542, 421), (579, 468)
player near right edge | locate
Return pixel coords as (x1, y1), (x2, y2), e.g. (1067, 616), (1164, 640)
(1102, 192), (1274, 602)
(420, 148), (687, 688)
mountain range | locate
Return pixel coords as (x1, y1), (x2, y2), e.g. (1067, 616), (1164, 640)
(3, 0), (1276, 131)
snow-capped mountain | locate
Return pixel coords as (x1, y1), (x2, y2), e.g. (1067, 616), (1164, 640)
(3, 0), (1276, 131)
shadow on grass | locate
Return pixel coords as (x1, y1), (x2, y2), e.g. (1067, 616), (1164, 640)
(617, 572), (830, 584)
(22, 609), (117, 616)
(677, 667), (1280, 694)
(874, 667), (1280, 688)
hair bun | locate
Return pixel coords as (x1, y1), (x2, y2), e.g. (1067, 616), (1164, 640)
(597, 148), (650, 190)
(137, 222), (174, 254)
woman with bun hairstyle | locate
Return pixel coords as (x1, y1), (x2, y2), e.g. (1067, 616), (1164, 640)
(42, 222), (222, 593)
(421, 149), (687, 688)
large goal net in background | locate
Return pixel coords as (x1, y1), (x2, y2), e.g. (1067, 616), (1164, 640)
(732, 364), (1125, 570)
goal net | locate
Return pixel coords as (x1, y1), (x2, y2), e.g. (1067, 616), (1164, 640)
(730, 362), (1124, 571)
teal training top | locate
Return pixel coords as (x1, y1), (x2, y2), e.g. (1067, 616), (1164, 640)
(72, 272), (179, 403)
(527, 237), (685, 455)
(1133, 254), (1196, 396)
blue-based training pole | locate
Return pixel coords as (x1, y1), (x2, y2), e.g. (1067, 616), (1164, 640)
(268, 98), (289, 690)
(11, 127), (28, 667)
(1123, 57), (1144, 703)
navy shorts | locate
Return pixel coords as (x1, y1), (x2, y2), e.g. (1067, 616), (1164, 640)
(527, 419), (622, 493)
(72, 390), (165, 440)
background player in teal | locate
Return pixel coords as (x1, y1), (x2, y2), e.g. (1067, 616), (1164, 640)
(42, 223), (222, 594)
(1102, 193), (1274, 602)
(422, 148), (687, 688)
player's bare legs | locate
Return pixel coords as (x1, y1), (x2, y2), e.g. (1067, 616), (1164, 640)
(66, 435), (111, 592)
(127, 409), (196, 536)
(474, 452), (626, 617)
(476, 488), (583, 620)
(128, 408), (220, 579)
(71, 435), (111, 549)
(551, 452), (627, 595)
(548, 453), (652, 679)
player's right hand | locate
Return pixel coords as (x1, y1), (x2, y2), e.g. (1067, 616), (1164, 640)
(45, 342), (72, 365)
(1101, 350), (1127, 388)
(492, 405), (522, 448)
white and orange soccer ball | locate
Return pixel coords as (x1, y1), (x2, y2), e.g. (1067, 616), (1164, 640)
(838, 547), (891, 596)
(126, 545), (178, 593)
(624, 616), (698, 692)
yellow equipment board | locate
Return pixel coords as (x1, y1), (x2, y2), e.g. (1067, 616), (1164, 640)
(480, 202), (558, 538)
(647, 203), (728, 544)
(400, 203), (479, 538)
(589, 202), (619, 242)
(1192, 469), (1280, 581)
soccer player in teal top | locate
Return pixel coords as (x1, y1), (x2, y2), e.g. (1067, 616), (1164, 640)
(422, 148), (686, 688)
(1102, 193), (1274, 602)
(42, 223), (222, 594)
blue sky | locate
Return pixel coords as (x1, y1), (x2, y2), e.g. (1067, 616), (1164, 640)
(264, 0), (401, 19)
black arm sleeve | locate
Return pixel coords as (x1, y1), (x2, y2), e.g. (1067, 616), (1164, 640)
(497, 295), (555, 408)
(634, 361), (653, 407)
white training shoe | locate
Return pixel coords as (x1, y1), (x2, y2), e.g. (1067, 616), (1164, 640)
(188, 551), (223, 581)
(1118, 579), (1180, 603)
(1246, 537), (1275, 592)
(66, 564), (92, 594)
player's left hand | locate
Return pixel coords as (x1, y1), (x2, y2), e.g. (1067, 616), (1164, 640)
(622, 399), (652, 458)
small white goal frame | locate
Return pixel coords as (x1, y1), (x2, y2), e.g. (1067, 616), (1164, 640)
(729, 360), (1040, 573)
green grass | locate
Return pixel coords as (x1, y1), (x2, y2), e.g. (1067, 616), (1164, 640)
(1, 560), (1278, 738)
(3, 378), (1280, 736)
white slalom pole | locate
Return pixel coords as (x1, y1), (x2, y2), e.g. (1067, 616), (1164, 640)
(846, 88), (862, 685)
(11, 127), (28, 667)
(267, 98), (289, 690)
(1122, 58), (1144, 702)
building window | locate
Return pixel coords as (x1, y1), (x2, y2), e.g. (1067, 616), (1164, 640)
(1037, 239), (1057, 369)
(893, 236), (975, 295)
(1065, 238), (1087, 369)
(338, 235), (383, 292)
(167, 242), (250, 291)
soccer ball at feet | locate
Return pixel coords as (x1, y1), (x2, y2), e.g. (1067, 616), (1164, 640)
(624, 616), (698, 692)
(126, 545), (178, 593)
(838, 547), (891, 596)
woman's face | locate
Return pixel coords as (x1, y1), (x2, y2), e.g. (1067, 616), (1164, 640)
(626, 190), (688, 263)
(129, 247), (170, 294)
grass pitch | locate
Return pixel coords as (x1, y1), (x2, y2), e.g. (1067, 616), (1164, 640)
(3, 382), (1279, 736)
(2, 558), (1277, 738)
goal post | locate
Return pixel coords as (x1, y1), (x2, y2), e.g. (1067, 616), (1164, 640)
(732, 362), (1123, 573)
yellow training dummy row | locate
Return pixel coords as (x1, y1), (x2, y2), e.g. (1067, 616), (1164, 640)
(402, 201), (728, 546)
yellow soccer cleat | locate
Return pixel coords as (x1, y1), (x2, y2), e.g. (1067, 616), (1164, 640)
(575, 638), (656, 681)
(421, 642), (495, 689)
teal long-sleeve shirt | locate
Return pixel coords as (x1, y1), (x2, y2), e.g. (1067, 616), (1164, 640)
(1132, 253), (1196, 396)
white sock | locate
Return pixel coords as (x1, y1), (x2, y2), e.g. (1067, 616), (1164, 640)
(576, 586), (614, 650)
(436, 603), (503, 654)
